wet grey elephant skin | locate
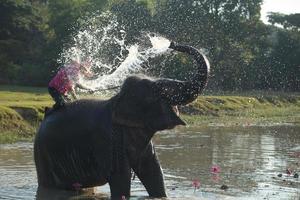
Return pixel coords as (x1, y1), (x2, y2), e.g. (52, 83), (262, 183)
(34, 42), (209, 199)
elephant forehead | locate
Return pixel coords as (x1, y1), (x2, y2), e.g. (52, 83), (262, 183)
(121, 76), (155, 94)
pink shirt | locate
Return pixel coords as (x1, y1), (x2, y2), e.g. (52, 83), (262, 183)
(49, 63), (81, 95)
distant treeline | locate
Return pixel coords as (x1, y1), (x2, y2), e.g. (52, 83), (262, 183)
(0, 0), (299, 91)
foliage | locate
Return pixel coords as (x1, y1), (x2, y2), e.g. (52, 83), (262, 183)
(268, 12), (300, 30)
(47, 0), (108, 62)
(0, 0), (108, 86)
(0, 0), (299, 91)
(0, 0), (49, 84)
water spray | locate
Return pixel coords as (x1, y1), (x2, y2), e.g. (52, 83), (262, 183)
(59, 12), (172, 95)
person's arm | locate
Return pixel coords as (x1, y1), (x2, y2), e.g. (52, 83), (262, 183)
(75, 83), (94, 94)
(83, 70), (93, 77)
(76, 82), (89, 90)
(82, 70), (97, 80)
(69, 86), (78, 100)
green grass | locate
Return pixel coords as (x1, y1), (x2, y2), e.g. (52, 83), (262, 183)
(0, 105), (37, 143)
(0, 85), (51, 143)
(0, 131), (34, 144)
(181, 95), (300, 126)
(0, 84), (299, 143)
(0, 85), (52, 106)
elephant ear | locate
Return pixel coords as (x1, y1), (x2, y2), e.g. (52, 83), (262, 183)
(112, 99), (145, 128)
(111, 76), (185, 130)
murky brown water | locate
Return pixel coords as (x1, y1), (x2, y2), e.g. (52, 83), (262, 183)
(1, 125), (299, 200)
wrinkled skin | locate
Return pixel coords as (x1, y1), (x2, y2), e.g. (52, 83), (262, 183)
(34, 42), (209, 199)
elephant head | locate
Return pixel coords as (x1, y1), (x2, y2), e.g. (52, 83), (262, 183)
(112, 42), (210, 132)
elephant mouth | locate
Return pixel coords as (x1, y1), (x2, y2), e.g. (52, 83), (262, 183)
(165, 105), (185, 129)
(172, 106), (180, 116)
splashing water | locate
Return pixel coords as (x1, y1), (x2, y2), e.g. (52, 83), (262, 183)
(149, 35), (171, 54)
(86, 35), (171, 91)
(59, 12), (171, 93)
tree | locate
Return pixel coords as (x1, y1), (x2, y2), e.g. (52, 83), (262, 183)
(110, 0), (154, 43)
(47, 0), (108, 67)
(0, 0), (49, 84)
(150, 0), (265, 91)
(268, 12), (300, 30)
(0, 0), (109, 85)
(0, 0), (298, 91)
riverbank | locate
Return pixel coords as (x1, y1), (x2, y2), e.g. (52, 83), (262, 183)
(182, 94), (300, 127)
(0, 85), (299, 143)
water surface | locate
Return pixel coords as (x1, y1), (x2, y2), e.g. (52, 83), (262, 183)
(0, 125), (299, 199)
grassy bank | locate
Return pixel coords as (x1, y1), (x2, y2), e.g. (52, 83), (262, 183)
(182, 95), (300, 126)
(0, 85), (299, 143)
(0, 85), (51, 143)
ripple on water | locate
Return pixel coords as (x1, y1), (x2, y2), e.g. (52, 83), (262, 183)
(0, 126), (300, 199)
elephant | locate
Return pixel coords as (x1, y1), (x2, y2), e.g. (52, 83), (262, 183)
(34, 41), (210, 199)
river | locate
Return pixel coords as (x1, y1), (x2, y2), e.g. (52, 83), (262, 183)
(0, 125), (299, 199)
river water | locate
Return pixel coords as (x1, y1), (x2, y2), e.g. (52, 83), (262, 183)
(0, 125), (299, 200)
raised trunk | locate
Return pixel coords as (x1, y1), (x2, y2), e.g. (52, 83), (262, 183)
(156, 42), (210, 105)
(169, 41), (210, 93)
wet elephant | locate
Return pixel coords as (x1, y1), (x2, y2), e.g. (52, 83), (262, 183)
(34, 42), (210, 199)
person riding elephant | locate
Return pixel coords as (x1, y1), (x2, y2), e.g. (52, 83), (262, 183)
(48, 60), (95, 110)
(34, 41), (210, 199)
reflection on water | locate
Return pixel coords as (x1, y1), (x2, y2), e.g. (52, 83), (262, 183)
(0, 125), (299, 200)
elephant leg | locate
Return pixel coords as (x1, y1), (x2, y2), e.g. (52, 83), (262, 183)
(108, 161), (131, 199)
(132, 143), (167, 197)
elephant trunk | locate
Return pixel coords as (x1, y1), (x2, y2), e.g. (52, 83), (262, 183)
(156, 42), (210, 105)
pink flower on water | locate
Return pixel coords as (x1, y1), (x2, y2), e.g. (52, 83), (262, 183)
(286, 168), (293, 176)
(192, 179), (201, 190)
(210, 165), (221, 174)
(121, 195), (126, 200)
(72, 182), (82, 191)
